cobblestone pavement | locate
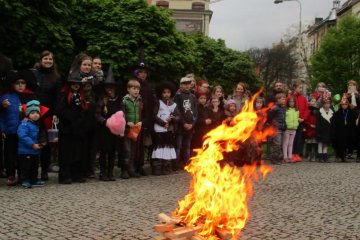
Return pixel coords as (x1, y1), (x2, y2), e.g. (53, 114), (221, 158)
(0, 160), (360, 240)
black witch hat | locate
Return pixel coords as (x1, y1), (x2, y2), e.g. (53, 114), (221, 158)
(132, 49), (154, 76)
(103, 65), (117, 85)
(6, 69), (38, 91)
(66, 67), (82, 83)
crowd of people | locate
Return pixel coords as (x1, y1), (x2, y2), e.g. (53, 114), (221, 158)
(0, 51), (359, 189)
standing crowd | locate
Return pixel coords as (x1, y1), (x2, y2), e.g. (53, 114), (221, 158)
(0, 51), (359, 189)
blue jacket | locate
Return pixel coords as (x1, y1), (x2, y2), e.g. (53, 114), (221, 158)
(0, 92), (22, 134)
(17, 119), (40, 155)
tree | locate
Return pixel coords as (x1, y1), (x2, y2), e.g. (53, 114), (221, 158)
(310, 15), (360, 92)
(0, 0), (259, 93)
(0, 0), (74, 72)
(189, 34), (261, 94)
(247, 40), (298, 94)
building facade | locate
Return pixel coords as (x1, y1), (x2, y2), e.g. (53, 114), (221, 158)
(150, 0), (213, 36)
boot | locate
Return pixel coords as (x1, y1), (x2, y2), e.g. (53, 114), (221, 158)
(152, 159), (162, 176)
(120, 170), (130, 179)
(318, 153), (323, 162)
(99, 154), (108, 181)
(161, 160), (171, 175)
(323, 153), (329, 163)
(107, 157), (115, 181)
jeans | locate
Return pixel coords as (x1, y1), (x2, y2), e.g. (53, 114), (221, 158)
(176, 132), (193, 166)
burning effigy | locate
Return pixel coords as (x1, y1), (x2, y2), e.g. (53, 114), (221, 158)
(154, 90), (275, 240)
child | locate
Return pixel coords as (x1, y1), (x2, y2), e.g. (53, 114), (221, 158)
(17, 100), (45, 188)
(95, 67), (124, 180)
(267, 93), (286, 165)
(304, 97), (318, 162)
(174, 77), (198, 170)
(331, 100), (356, 162)
(57, 69), (90, 184)
(316, 98), (333, 163)
(224, 99), (237, 126)
(191, 92), (210, 150)
(0, 70), (37, 186)
(211, 85), (226, 110)
(207, 97), (225, 130)
(151, 81), (180, 175)
(283, 96), (299, 163)
(122, 79), (143, 177)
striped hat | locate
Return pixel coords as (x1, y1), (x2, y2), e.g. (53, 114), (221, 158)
(26, 100), (40, 116)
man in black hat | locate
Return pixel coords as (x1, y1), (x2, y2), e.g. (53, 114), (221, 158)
(134, 63), (155, 175)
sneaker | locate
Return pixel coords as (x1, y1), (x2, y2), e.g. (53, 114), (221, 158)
(6, 176), (17, 186)
(22, 181), (32, 189)
(32, 179), (45, 187)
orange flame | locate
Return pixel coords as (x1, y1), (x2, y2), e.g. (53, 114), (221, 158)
(173, 89), (275, 239)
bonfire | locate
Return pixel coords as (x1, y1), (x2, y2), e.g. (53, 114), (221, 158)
(154, 90), (275, 240)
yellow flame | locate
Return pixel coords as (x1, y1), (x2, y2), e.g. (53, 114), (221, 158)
(173, 90), (275, 239)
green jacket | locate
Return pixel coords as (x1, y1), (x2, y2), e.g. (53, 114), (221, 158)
(122, 94), (142, 124)
(285, 108), (299, 130)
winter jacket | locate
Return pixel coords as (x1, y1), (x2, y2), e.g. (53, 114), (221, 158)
(174, 89), (198, 130)
(304, 111), (316, 139)
(17, 119), (40, 155)
(285, 108), (299, 130)
(267, 104), (286, 131)
(0, 92), (22, 134)
(32, 67), (62, 115)
(122, 94), (142, 124)
(291, 93), (309, 120)
(139, 80), (155, 130)
(316, 108), (333, 143)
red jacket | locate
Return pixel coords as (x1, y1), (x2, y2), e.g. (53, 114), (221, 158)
(292, 93), (309, 120)
(304, 112), (316, 139)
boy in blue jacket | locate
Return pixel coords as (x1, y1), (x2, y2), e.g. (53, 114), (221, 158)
(17, 100), (44, 188)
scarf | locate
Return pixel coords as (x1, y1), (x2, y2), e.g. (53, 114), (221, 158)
(319, 107), (333, 123)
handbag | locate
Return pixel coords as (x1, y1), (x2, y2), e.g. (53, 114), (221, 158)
(47, 123), (59, 143)
(127, 125), (141, 142)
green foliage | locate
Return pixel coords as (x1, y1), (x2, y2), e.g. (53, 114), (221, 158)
(0, 0), (259, 93)
(310, 15), (360, 93)
(0, 0), (74, 72)
(188, 34), (261, 94)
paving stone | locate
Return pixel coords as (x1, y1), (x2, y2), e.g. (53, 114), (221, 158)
(0, 162), (360, 239)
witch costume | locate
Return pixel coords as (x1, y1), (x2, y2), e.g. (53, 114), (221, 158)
(151, 81), (180, 175)
(56, 69), (91, 184)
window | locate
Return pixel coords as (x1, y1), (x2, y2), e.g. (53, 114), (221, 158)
(192, 2), (205, 10)
(156, 1), (169, 9)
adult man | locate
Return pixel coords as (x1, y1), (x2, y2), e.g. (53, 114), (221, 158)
(266, 81), (284, 106)
(134, 63), (155, 175)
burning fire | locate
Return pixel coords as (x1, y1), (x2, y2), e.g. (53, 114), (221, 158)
(173, 90), (275, 239)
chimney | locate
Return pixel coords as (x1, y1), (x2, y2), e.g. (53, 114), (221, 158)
(315, 17), (323, 24)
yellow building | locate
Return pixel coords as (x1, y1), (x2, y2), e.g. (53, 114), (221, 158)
(150, 0), (213, 36)
(337, 0), (360, 20)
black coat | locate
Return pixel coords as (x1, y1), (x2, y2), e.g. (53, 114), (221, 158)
(139, 80), (155, 130)
(32, 67), (62, 116)
(331, 109), (357, 153)
(95, 96), (122, 153)
(316, 109), (333, 143)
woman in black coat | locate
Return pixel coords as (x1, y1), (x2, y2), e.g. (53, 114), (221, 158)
(31, 50), (62, 180)
(331, 100), (357, 162)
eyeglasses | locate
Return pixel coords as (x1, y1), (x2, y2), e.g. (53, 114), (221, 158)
(15, 80), (26, 85)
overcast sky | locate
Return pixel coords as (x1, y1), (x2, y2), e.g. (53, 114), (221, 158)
(208, 0), (340, 50)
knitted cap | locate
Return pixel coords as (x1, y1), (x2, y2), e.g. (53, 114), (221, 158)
(26, 100), (40, 116)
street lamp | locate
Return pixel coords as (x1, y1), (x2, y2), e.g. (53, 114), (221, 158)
(274, 0), (302, 34)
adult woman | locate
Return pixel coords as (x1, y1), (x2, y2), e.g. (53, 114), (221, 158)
(31, 50), (62, 180)
(290, 82), (309, 161)
(227, 82), (250, 114)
